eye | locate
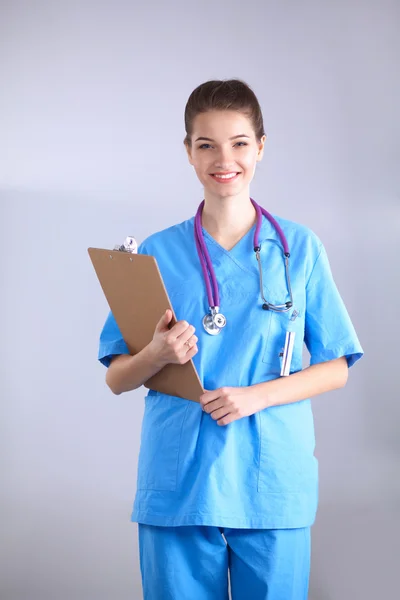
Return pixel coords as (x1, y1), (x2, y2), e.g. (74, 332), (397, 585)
(198, 141), (248, 150)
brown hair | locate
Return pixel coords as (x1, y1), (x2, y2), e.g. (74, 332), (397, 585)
(183, 79), (265, 148)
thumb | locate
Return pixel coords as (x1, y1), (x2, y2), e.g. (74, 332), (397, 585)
(156, 308), (172, 331)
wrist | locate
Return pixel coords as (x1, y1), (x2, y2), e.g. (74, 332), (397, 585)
(145, 341), (168, 370)
(251, 381), (276, 410)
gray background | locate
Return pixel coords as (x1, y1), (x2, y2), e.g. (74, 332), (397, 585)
(1, 0), (399, 598)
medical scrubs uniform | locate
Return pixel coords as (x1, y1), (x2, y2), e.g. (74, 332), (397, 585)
(98, 213), (363, 599)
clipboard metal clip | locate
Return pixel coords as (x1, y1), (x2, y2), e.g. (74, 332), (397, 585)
(113, 236), (138, 254)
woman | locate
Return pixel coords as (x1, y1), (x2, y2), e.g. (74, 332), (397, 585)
(98, 79), (363, 600)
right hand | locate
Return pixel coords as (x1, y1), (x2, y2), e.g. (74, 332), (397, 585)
(150, 309), (199, 366)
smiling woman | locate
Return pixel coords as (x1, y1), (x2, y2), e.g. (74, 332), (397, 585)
(197, 134), (250, 183)
(97, 78), (364, 600)
(185, 105), (265, 211)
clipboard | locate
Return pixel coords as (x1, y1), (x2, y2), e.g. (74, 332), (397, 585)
(88, 247), (204, 403)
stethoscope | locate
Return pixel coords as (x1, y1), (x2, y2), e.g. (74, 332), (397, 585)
(194, 197), (294, 335)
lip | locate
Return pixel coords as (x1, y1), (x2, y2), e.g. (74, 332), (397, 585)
(209, 172), (241, 183)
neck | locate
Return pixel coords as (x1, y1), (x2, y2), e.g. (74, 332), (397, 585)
(201, 193), (257, 242)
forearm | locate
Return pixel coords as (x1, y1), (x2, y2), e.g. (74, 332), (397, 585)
(106, 342), (167, 395)
(253, 356), (349, 409)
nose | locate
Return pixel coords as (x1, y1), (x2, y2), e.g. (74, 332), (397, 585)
(214, 147), (236, 169)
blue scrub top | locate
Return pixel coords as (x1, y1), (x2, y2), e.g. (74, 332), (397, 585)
(98, 213), (364, 529)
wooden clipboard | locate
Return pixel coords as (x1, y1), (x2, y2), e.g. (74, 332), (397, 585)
(88, 247), (204, 403)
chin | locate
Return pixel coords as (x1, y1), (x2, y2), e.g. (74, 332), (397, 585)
(201, 179), (249, 197)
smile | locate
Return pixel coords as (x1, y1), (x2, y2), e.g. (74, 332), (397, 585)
(210, 172), (241, 183)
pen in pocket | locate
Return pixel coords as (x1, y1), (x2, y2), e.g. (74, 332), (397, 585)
(280, 331), (296, 376)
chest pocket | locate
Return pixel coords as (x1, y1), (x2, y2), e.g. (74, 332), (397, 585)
(167, 278), (203, 328)
(261, 288), (305, 375)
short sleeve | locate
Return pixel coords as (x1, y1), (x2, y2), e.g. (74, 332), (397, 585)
(97, 240), (149, 368)
(304, 243), (363, 368)
(98, 311), (130, 368)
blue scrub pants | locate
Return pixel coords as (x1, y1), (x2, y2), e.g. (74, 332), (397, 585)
(138, 524), (310, 600)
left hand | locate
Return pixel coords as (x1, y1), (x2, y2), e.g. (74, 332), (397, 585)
(199, 386), (266, 426)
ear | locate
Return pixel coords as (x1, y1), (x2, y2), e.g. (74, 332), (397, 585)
(256, 134), (267, 162)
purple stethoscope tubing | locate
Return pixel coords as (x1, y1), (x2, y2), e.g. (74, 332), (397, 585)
(194, 197), (291, 312)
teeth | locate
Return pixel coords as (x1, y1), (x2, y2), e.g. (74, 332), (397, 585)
(213, 173), (237, 179)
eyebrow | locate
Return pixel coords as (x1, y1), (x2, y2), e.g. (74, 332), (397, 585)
(194, 134), (250, 142)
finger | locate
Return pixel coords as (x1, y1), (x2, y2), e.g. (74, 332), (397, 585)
(155, 309), (172, 332)
(182, 344), (198, 363)
(200, 389), (221, 407)
(169, 320), (192, 339)
(179, 325), (196, 345)
(183, 335), (198, 354)
(201, 398), (223, 414)
(211, 406), (232, 422)
(217, 413), (236, 426)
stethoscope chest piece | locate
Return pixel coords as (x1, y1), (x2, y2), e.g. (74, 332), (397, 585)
(202, 307), (227, 335)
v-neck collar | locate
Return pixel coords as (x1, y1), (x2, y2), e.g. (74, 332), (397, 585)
(188, 213), (282, 280)
(199, 212), (279, 256)
(201, 220), (257, 256)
